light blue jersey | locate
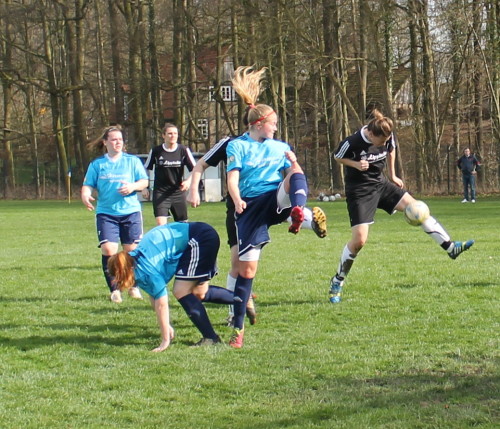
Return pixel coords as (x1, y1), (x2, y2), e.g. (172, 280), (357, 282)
(83, 153), (148, 215)
(129, 223), (190, 300)
(226, 133), (291, 198)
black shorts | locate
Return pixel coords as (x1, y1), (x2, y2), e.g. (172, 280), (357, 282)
(152, 188), (188, 221)
(345, 179), (405, 227)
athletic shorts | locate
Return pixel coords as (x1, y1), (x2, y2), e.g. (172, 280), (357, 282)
(345, 179), (405, 227)
(96, 212), (143, 247)
(152, 188), (188, 221)
(175, 222), (220, 282)
(235, 189), (291, 256)
(225, 196), (237, 248)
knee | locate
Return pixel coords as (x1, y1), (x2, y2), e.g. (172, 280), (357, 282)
(239, 267), (256, 279)
(192, 289), (206, 301)
(350, 239), (366, 254)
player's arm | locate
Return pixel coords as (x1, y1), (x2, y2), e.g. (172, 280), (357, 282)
(151, 295), (173, 352)
(179, 147), (196, 191)
(187, 158), (209, 207)
(387, 150), (404, 188)
(335, 157), (369, 172)
(227, 169), (246, 214)
(81, 185), (96, 211)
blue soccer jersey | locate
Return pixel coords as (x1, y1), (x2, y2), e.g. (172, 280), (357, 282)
(129, 222), (190, 300)
(226, 133), (291, 198)
(83, 153), (148, 215)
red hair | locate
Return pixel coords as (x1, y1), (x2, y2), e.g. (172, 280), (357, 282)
(107, 251), (135, 291)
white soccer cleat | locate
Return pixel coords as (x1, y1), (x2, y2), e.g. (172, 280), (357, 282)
(110, 290), (123, 303)
(128, 287), (143, 300)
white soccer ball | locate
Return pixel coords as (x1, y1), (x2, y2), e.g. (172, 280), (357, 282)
(335, 193), (341, 199)
(404, 200), (430, 226)
(322, 196), (329, 202)
(329, 195), (336, 201)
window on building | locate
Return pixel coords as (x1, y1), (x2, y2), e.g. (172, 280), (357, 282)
(208, 85), (237, 102)
(197, 119), (209, 139)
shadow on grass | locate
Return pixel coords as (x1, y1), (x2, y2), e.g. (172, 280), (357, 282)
(244, 374), (498, 428)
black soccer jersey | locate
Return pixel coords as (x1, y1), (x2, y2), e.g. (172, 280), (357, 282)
(144, 143), (195, 192)
(334, 126), (395, 189)
(202, 136), (233, 167)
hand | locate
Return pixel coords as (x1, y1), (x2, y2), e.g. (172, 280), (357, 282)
(151, 325), (174, 352)
(392, 176), (404, 188)
(141, 188), (150, 199)
(179, 180), (189, 192)
(285, 150), (297, 164)
(187, 190), (201, 208)
(118, 181), (134, 196)
(235, 199), (247, 214)
(82, 195), (95, 211)
(357, 160), (369, 171)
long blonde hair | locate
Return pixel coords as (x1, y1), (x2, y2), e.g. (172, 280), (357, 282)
(107, 251), (135, 291)
(232, 66), (275, 127)
(87, 125), (123, 153)
(366, 110), (393, 138)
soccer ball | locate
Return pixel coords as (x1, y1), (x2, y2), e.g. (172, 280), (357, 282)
(329, 195), (336, 201)
(322, 196), (329, 202)
(404, 200), (430, 226)
(335, 193), (341, 199)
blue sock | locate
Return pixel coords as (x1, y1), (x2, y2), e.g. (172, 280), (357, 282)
(233, 276), (253, 330)
(101, 255), (115, 292)
(178, 294), (218, 340)
(202, 286), (234, 304)
(289, 173), (308, 207)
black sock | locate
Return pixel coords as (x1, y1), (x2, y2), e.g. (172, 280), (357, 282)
(101, 255), (115, 292)
(178, 294), (218, 340)
(202, 285), (234, 304)
(232, 276), (253, 330)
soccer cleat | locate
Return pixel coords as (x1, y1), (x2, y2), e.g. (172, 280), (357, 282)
(328, 277), (344, 304)
(246, 294), (257, 325)
(192, 336), (221, 347)
(448, 240), (475, 260)
(471, 199), (476, 203)
(461, 199), (468, 203)
(288, 206), (304, 234)
(229, 328), (244, 349)
(311, 206), (327, 238)
(128, 287), (143, 300)
(110, 290), (123, 303)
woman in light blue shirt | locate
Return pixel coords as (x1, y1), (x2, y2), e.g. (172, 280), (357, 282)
(108, 222), (233, 351)
(81, 125), (149, 303)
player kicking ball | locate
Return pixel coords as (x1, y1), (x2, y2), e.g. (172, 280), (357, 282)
(328, 109), (474, 304)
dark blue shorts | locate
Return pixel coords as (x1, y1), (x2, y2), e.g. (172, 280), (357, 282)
(346, 179), (405, 227)
(96, 212), (143, 247)
(175, 222), (220, 282)
(235, 190), (291, 256)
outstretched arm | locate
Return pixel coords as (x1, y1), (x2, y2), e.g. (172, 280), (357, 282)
(152, 295), (174, 352)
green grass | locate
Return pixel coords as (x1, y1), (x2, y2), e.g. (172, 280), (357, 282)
(0, 197), (498, 428)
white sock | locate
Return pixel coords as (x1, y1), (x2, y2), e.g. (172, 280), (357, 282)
(227, 274), (237, 317)
(420, 216), (452, 249)
(336, 244), (356, 279)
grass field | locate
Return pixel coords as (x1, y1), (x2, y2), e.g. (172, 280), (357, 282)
(0, 197), (498, 428)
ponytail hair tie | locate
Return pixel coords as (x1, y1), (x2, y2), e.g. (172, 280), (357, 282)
(249, 104), (256, 109)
